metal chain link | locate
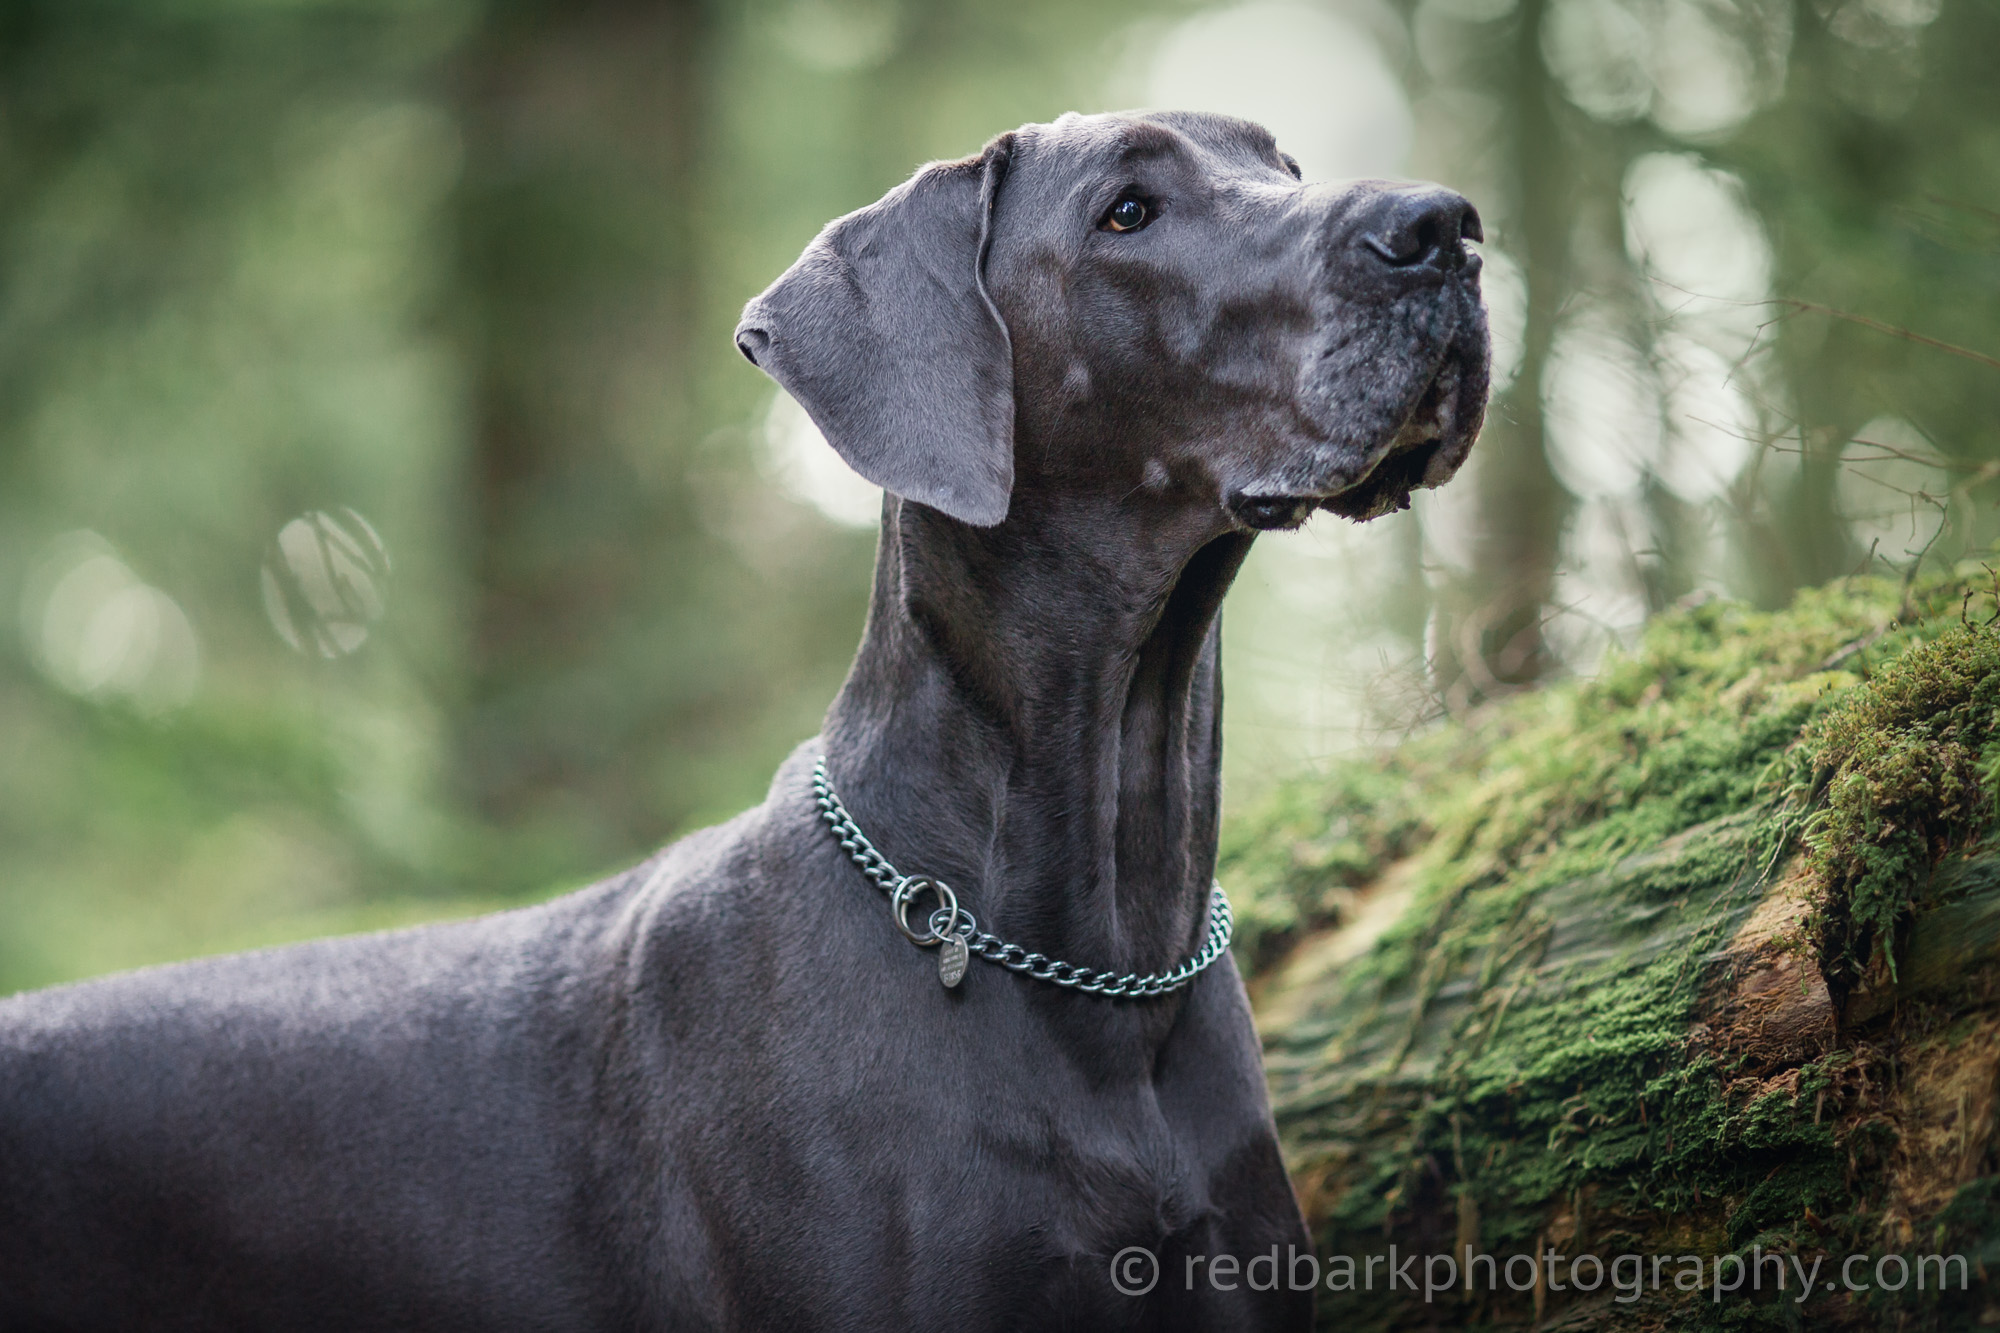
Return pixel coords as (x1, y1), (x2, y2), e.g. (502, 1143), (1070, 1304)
(812, 756), (1233, 999)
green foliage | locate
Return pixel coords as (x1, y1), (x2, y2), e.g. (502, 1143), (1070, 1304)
(0, 0), (1164, 994)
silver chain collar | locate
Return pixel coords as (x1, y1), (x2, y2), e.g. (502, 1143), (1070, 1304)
(812, 756), (1234, 998)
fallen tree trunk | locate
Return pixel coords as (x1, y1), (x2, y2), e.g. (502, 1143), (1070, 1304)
(1230, 570), (2000, 1330)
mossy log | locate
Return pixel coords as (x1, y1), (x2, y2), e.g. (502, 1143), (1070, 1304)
(1228, 570), (2000, 1331)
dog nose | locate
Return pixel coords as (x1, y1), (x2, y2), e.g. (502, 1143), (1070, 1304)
(1358, 188), (1482, 275)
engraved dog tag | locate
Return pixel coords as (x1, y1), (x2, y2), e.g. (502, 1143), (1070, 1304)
(938, 935), (969, 988)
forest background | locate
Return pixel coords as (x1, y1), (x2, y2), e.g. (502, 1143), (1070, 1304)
(1, 0), (1994, 993)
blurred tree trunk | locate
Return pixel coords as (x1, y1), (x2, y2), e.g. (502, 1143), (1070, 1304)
(1736, 5), (1874, 602)
(450, 0), (711, 871)
(1475, 0), (1569, 689)
(1430, 0), (1574, 704)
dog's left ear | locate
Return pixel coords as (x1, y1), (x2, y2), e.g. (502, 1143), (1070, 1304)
(734, 135), (1016, 527)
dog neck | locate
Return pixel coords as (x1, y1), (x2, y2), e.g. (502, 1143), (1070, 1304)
(820, 489), (1253, 1001)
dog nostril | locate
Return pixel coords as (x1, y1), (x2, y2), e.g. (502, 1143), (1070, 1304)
(1361, 192), (1477, 273)
(735, 328), (770, 366)
(1363, 230), (1427, 267)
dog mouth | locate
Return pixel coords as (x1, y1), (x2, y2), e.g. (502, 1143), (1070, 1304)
(1227, 348), (1481, 532)
(1317, 361), (1464, 522)
(1315, 436), (1445, 522)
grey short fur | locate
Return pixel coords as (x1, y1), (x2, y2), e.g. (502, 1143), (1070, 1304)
(0, 110), (1486, 1331)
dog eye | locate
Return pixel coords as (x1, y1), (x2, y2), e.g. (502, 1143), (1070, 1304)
(1101, 195), (1150, 233)
(1280, 153), (1302, 181)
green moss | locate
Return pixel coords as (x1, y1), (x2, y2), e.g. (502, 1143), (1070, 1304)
(1235, 565), (2000, 1331)
(1228, 580), (1913, 978)
(1783, 621), (2000, 990)
(1221, 759), (1427, 970)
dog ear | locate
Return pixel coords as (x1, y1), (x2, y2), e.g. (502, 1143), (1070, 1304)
(734, 135), (1016, 527)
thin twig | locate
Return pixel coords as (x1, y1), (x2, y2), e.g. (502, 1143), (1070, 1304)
(1769, 298), (2000, 373)
(1923, 194), (2000, 229)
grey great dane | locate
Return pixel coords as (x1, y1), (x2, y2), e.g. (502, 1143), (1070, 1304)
(0, 111), (1486, 1330)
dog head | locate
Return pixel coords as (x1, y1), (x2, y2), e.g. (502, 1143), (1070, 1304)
(736, 110), (1489, 534)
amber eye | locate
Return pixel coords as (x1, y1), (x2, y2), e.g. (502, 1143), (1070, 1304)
(1103, 195), (1150, 233)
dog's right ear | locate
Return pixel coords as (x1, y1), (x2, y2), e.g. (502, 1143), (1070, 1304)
(734, 136), (1016, 527)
